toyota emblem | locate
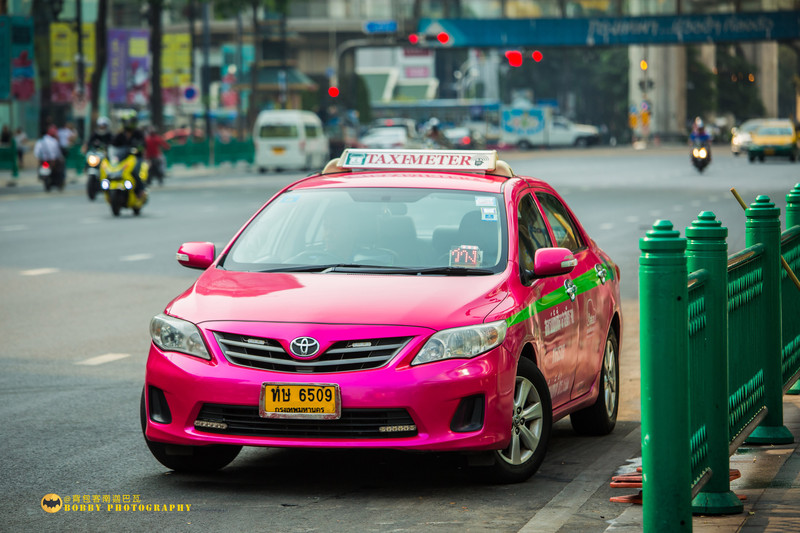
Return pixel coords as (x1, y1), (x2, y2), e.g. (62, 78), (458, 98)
(289, 337), (321, 358)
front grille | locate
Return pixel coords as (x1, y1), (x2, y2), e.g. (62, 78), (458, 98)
(213, 332), (411, 373)
(196, 404), (418, 438)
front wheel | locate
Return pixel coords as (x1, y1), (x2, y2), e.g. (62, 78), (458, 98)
(140, 389), (241, 473)
(485, 358), (552, 483)
(570, 329), (619, 436)
(110, 190), (125, 217)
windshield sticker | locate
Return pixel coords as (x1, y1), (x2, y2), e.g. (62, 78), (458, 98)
(278, 195), (299, 203)
(475, 196), (496, 207)
(449, 245), (483, 268)
(481, 207), (498, 221)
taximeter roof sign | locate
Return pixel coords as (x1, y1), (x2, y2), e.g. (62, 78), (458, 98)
(340, 149), (498, 171)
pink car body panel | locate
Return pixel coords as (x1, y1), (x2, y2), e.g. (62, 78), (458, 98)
(144, 169), (622, 453)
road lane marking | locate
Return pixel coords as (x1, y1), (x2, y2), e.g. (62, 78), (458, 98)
(121, 253), (154, 262)
(1, 224), (27, 232)
(519, 425), (641, 533)
(625, 216), (638, 223)
(76, 353), (131, 366)
(599, 223), (614, 231)
(20, 268), (59, 276)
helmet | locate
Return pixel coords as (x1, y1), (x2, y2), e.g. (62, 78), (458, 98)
(96, 116), (110, 130)
(694, 117), (704, 128)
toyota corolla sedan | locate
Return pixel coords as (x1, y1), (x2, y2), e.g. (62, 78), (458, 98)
(142, 149), (622, 483)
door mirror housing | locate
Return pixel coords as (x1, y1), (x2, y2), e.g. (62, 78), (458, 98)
(522, 247), (577, 283)
(176, 242), (216, 270)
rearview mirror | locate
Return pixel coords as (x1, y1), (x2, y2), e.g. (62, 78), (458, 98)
(176, 242), (215, 270)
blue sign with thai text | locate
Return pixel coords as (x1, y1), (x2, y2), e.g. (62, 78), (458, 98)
(419, 11), (800, 47)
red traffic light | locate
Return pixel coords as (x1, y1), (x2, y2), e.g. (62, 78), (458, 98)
(532, 50), (543, 62)
(505, 50), (523, 67)
(328, 87), (339, 98)
(408, 34), (419, 45)
(436, 32), (450, 44)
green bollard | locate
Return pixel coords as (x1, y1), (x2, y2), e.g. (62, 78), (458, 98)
(786, 184), (800, 396)
(686, 212), (743, 514)
(640, 220), (693, 532)
(745, 196), (794, 444)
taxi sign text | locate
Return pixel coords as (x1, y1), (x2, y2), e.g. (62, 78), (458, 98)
(341, 149), (497, 171)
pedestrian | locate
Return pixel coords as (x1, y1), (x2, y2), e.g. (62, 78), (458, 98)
(57, 121), (77, 158)
(14, 127), (27, 168)
(0, 125), (11, 145)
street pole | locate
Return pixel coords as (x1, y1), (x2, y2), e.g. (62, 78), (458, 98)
(202, 1), (211, 142)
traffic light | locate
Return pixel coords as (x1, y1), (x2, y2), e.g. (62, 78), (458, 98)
(328, 87), (339, 98)
(640, 59), (648, 71)
(505, 50), (523, 67)
(405, 31), (452, 47)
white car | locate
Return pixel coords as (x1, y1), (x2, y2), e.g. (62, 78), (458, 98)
(357, 127), (423, 149)
(731, 119), (766, 156)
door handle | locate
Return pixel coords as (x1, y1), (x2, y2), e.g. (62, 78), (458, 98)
(564, 279), (577, 302)
(594, 263), (607, 285)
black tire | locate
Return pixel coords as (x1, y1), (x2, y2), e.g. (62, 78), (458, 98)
(574, 137), (588, 148)
(517, 140), (532, 150)
(570, 329), (619, 436)
(87, 178), (98, 200)
(485, 357), (552, 483)
(748, 154), (755, 163)
(140, 388), (241, 473)
(111, 190), (125, 217)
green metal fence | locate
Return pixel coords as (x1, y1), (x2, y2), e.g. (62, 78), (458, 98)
(639, 183), (800, 531)
(164, 138), (254, 169)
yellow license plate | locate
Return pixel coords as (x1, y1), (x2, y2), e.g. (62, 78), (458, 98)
(765, 148), (775, 155)
(260, 383), (341, 419)
(272, 147), (286, 155)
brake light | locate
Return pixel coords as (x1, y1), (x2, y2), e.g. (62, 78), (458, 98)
(42, 161), (50, 169)
(461, 136), (471, 145)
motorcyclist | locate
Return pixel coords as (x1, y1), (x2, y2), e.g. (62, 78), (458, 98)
(112, 115), (145, 152)
(112, 115), (147, 198)
(86, 116), (113, 149)
(689, 117), (711, 145)
(144, 127), (170, 183)
(33, 125), (65, 189)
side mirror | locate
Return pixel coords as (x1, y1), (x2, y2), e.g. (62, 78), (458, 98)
(523, 247), (578, 282)
(176, 242), (215, 270)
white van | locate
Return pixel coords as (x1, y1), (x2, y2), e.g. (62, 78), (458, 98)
(253, 110), (330, 172)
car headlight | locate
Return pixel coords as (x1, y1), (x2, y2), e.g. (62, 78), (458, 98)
(150, 313), (210, 360)
(412, 320), (507, 366)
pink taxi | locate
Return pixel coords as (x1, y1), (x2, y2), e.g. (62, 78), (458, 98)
(142, 149), (622, 483)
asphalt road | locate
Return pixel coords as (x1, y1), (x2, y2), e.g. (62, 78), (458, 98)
(1, 146), (797, 532)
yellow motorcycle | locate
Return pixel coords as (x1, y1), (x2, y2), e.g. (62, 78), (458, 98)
(100, 146), (150, 217)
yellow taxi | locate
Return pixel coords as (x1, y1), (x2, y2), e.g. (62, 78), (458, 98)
(747, 119), (798, 163)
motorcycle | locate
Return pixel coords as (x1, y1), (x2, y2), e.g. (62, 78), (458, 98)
(38, 159), (64, 192)
(100, 146), (150, 217)
(85, 143), (106, 200)
(691, 141), (711, 173)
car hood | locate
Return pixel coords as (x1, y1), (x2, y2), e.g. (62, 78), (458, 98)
(574, 124), (600, 135)
(166, 267), (511, 331)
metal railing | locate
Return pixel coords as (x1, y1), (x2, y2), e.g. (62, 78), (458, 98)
(638, 183), (800, 531)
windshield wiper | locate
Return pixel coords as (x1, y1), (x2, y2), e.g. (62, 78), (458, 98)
(410, 266), (495, 276)
(257, 264), (411, 274)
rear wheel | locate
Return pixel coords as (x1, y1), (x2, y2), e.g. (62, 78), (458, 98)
(570, 329), (619, 436)
(140, 389), (241, 473)
(485, 358), (552, 483)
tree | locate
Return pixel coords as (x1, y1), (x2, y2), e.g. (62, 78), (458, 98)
(715, 44), (765, 122)
(89, 0), (108, 121)
(147, 0), (165, 130)
(686, 46), (717, 123)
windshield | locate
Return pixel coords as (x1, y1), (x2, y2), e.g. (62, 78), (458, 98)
(221, 187), (507, 274)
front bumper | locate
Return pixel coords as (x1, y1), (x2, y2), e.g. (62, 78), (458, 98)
(144, 323), (517, 452)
